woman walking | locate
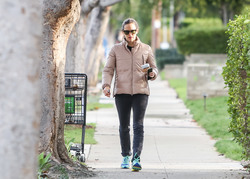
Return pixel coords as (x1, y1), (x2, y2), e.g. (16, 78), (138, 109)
(102, 18), (158, 171)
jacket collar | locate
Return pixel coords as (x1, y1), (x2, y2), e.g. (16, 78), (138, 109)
(122, 36), (141, 47)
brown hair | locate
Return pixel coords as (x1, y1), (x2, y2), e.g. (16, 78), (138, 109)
(121, 18), (139, 30)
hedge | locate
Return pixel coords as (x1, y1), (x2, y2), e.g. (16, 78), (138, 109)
(155, 48), (185, 70)
(222, 13), (250, 160)
(174, 26), (228, 55)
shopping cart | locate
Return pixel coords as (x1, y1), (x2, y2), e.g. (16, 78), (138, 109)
(65, 73), (87, 162)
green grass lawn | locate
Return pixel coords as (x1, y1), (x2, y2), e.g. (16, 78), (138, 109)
(64, 92), (113, 145)
(167, 77), (243, 161)
(87, 93), (113, 111)
(160, 70), (166, 80)
(168, 78), (187, 101)
(64, 123), (97, 145)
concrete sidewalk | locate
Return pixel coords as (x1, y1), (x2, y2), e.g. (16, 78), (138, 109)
(85, 79), (249, 179)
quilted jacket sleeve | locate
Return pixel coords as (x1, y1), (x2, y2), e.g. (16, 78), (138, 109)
(147, 45), (158, 80)
(102, 47), (116, 89)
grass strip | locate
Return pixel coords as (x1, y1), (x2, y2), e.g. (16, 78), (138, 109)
(168, 78), (187, 101)
(64, 123), (97, 144)
(64, 92), (114, 145)
(215, 139), (243, 161)
(167, 77), (243, 161)
(87, 93), (113, 111)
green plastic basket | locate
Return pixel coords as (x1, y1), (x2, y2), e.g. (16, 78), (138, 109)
(65, 95), (75, 114)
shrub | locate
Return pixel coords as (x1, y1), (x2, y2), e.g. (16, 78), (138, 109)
(175, 26), (228, 55)
(155, 48), (185, 70)
(179, 18), (224, 29)
(222, 13), (250, 160)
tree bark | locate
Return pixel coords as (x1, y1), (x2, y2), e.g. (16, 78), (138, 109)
(221, 2), (228, 25)
(84, 6), (111, 86)
(151, 0), (162, 52)
(0, 1), (42, 178)
(66, 0), (123, 87)
(40, 0), (80, 164)
(65, 16), (86, 73)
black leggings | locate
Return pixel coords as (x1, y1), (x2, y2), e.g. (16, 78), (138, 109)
(115, 94), (148, 158)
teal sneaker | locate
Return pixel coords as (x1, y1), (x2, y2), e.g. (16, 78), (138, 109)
(121, 156), (130, 169)
(132, 154), (142, 171)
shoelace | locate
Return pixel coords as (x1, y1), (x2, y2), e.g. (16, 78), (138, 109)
(133, 156), (140, 164)
(123, 156), (129, 163)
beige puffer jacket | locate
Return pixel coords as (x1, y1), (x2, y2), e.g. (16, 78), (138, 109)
(102, 37), (158, 96)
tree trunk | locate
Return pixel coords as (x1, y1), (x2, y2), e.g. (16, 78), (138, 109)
(65, 14), (86, 73)
(40, 0), (80, 164)
(65, 0), (98, 74)
(221, 2), (228, 25)
(66, 0), (123, 87)
(84, 6), (111, 86)
(0, 1), (42, 178)
(151, 0), (162, 52)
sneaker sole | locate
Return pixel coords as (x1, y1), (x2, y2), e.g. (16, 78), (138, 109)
(121, 165), (129, 169)
(132, 169), (140, 172)
(132, 166), (141, 171)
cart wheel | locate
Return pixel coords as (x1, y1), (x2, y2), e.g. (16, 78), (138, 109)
(80, 154), (85, 162)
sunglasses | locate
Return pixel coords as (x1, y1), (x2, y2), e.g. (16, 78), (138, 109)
(123, 29), (137, 35)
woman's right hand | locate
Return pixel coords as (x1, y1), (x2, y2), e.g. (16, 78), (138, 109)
(103, 86), (111, 97)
